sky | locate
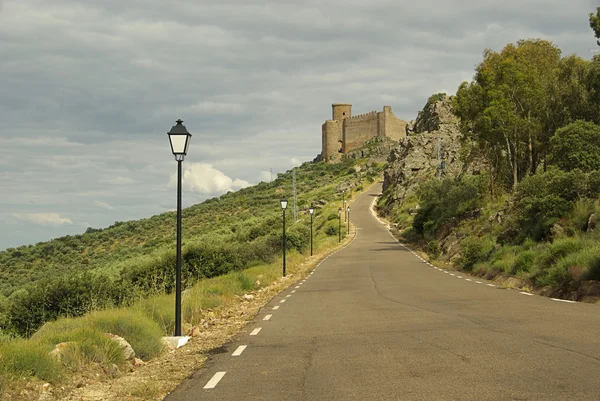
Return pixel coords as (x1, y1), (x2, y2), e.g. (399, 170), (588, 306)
(0, 0), (598, 250)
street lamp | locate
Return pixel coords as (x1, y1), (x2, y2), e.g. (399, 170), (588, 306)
(167, 119), (192, 337)
(347, 206), (350, 236)
(280, 197), (288, 277)
(343, 199), (347, 222)
(309, 205), (314, 256)
(338, 207), (342, 243)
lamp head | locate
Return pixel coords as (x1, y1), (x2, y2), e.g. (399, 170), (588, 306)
(167, 119), (192, 160)
(280, 197), (288, 210)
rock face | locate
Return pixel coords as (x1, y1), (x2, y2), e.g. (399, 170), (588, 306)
(382, 95), (485, 204)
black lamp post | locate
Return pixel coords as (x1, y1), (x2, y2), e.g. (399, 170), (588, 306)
(338, 207), (342, 243)
(347, 206), (350, 236)
(343, 199), (347, 222)
(167, 119), (191, 337)
(309, 205), (314, 256)
(280, 197), (288, 277)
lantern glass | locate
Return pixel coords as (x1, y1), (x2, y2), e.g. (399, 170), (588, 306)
(280, 197), (288, 210)
(167, 119), (192, 156)
(309, 207), (314, 215)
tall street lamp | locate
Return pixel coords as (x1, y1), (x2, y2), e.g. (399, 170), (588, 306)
(343, 199), (347, 222)
(309, 205), (314, 256)
(167, 119), (191, 337)
(347, 206), (350, 236)
(338, 207), (342, 243)
(280, 197), (288, 277)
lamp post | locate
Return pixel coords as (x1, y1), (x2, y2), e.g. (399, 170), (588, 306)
(347, 206), (350, 236)
(309, 205), (314, 256)
(343, 199), (347, 222)
(338, 207), (342, 243)
(167, 119), (191, 337)
(280, 197), (288, 277)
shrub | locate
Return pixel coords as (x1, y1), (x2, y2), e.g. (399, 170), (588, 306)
(0, 339), (62, 382)
(427, 240), (440, 259)
(413, 176), (485, 237)
(458, 236), (495, 271)
(549, 120), (600, 172)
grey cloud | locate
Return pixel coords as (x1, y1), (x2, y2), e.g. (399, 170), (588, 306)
(1, 0), (598, 249)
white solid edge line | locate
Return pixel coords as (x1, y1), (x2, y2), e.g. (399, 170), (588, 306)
(519, 292), (533, 296)
(263, 315), (272, 320)
(475, 281), (482, 284)
(551, 298), (576, 303)
(286, 294), (291, 298)
(232, 345), (247, 356)
(444, 271), (449, 274)
(250, 328), (261, 335)
(450, 273), (455, 276)
(204, 372), (226, 389)
(295, 286), (300, 289)
(465, 279), (472, 282)
(272, 305), (279, 310)
(457, 276), (463, 278)
(291, 290), (296, 293)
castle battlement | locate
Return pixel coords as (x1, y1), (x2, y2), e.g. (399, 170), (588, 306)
(321, 103), (407, 163)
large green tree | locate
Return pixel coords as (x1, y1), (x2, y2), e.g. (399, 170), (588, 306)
(454, 39), (561, 190)
(590, 7), (600, 46)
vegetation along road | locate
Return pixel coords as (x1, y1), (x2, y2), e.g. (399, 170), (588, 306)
(165, 182), (600, 401)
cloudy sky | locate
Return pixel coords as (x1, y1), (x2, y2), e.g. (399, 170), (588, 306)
(0, 0), (598, 250)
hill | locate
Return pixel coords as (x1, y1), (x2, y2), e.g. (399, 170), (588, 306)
(0, 158), (382, 337)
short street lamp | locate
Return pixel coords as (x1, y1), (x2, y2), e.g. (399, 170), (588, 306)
(347, 206), (351, 236)
(309, 205), (314, 256)
(280, 197), (288, 277)
(343, 199), (347, 222)
(338, 207), (342, 243)
(167, 119), (192, 337)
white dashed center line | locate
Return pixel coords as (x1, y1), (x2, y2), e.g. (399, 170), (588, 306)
(263, 315), (272, 321)
(487, 284), (496, 287)
(232, 345), (247, 356)
(475, 281), (482, 284)
(295, 286), (300, 289)
(450, 273), (455, 276)
(272, 306), (280, 310)
(519, 292), (533, 296)
(465, 279), (472, 282)
(286, 294), (291, 298)
(291, 290), (296, 293)
(280, 299), (286, 303)
(457, 276), (463, 278)
(250, 328), (261, 336)
(444, 271), (449, 274)
(204, 372), (226, 389)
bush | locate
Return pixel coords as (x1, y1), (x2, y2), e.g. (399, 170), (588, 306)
(549, 120), (600, 172)
(458, 237), (495, 271)
(427, 240), (440, 259)
(413, 176), (485, 238)
(0, 338), (62, 382)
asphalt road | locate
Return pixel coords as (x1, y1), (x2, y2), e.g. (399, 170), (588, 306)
(165, 182), (600, 401)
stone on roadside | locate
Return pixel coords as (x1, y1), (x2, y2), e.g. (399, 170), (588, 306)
(242, 294), (254, 301)
(105, 333), (135, 360)
(49, 342), (77, 360)
(133, 358), (146, 367)
(188, 326), (201, 337)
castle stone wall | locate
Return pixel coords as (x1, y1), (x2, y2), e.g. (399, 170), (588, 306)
(332, 104), (352, 121)
(343, 111), (379, 153)
(322, 120), (342, 162)
(381, 106), (407, 141)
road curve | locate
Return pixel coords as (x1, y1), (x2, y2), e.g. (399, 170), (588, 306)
(165, 182), (600, 401)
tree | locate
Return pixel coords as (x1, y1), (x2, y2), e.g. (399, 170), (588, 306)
(454, 39), (562, 190)
(549, 120), (600, 172)
(590, 7), (600, 46)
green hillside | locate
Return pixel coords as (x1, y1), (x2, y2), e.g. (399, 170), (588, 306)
(0, 158), (382, 337)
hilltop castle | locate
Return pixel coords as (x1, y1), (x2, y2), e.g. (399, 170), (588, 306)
(321, 103), (407, 162)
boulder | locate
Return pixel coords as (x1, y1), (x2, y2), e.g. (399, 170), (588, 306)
(49, 341), (77, 360)
(105, 333), (135, 360)
(587, 213), (597, 232)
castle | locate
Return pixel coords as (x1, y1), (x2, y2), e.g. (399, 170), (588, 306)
(321, 103), (408, 162)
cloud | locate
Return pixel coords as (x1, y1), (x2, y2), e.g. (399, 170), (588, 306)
(12, 213), (73, 226)
(94, 201), (114, 210)
(169, 163), (250, 195)
(0, 0), (598, 249)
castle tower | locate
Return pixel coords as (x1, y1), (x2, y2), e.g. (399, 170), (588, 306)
(332, 103), (352, 121)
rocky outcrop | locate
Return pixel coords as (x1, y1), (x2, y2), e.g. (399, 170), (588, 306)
(382, 95), (485, 205)
(344, 137), (398, 162)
